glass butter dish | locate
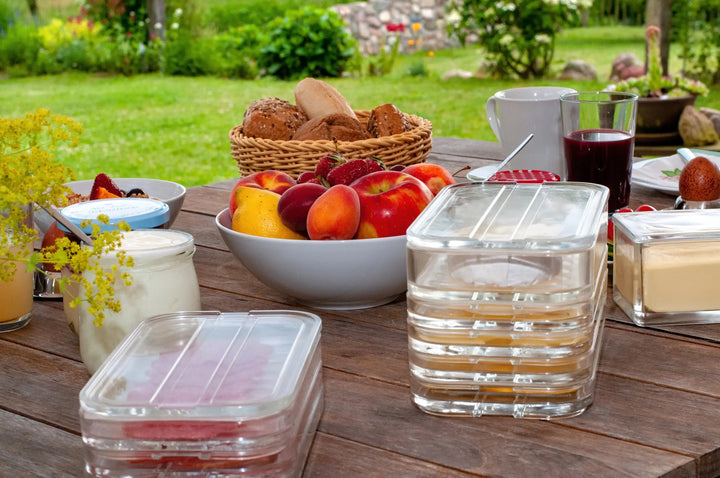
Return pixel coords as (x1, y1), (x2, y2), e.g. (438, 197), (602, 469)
(79, 310), (323, 477)
(613, 209), (720, 326)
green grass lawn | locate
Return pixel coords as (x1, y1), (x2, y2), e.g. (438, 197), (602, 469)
(2, 26), (718, 187)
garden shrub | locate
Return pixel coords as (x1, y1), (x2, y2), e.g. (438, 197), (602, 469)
(258, 6), (356, 80)
(213, 25), (263, 79)
(0, 22), (40, 70)
(675, 0), (720, 84)
(206, 0), (357, 32)
(446, 0), (589, 79)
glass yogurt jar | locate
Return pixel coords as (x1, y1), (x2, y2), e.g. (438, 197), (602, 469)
(65, 229), (202, 374)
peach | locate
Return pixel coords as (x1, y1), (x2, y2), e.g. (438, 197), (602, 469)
(306, 185), (360, 240)
(229, 170), (296, 215)
(403, 163), (456, 196)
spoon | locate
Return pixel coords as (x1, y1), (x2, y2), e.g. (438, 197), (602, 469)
(677, 148), (695, 165)
(467, 133), (534, 181)
(39, 204), (94, 246)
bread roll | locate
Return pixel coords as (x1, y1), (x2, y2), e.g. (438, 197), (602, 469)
(294, 78), (357, 121)
(367, 103), (413, 137)
(292, 113), (370, 142)
(242, 97), (307, 140)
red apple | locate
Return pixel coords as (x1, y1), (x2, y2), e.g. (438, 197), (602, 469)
(277, 183), (327, 233)
(403, 163), (456, 196)
(41, 222), (66, 272)
(306, 185), (361, 240)
(229, 171), (296, 215)
(350, 170), (433, 239)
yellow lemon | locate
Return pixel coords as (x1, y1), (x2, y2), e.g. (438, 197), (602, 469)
(231, 186), (307, 240)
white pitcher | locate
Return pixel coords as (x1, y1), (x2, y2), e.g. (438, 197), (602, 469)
(486, 87), (576, 179)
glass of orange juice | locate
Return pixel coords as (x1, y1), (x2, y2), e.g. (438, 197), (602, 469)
(0, 244), (34, 332)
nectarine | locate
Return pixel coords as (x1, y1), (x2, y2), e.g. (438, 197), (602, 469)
(403, 163), (455, 196)
(306, 185), (361, 240)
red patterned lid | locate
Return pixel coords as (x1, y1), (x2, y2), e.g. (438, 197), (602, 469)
(487, 169), (561, 183)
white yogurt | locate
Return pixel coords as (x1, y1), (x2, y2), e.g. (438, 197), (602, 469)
(71, 229), (201, 374)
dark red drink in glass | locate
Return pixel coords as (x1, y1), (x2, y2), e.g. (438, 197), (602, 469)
(564, 129), (634, 213)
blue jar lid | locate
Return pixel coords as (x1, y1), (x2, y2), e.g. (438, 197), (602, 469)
(58, 198), (170, 233)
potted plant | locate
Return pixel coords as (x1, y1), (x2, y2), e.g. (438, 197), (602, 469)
(0, 109), (131, 331)
(610, 25), (709, 145)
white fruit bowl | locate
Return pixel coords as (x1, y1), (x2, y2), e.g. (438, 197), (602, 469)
(35, 178), (186, 233)
(215, 208), (408, 310)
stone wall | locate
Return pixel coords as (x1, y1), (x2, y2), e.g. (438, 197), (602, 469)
(331, 0), (464, 55)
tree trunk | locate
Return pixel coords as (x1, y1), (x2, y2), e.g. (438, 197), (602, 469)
(26, 0), (38, 24)
(147, 0), (166, 41)
(645, 0), (672, 76)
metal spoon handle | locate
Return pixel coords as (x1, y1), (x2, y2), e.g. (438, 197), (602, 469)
(493, 133), (534, 174)
(41, 204), (94, 246)
(677, 148), (695, 165)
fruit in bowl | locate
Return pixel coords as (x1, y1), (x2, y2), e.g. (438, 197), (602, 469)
(216, 208), (408, 309)
(34, 175), (187, 234)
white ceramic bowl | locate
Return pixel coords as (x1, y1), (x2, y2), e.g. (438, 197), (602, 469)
(35, 178), (186, 233)
(215, 208), (408, 310)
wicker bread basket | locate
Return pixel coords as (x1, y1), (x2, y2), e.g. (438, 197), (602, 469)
(229, 110), (432, 178)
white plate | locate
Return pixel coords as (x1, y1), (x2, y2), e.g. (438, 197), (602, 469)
(466, 165), (498, 182)
(632, 150), (720, 196)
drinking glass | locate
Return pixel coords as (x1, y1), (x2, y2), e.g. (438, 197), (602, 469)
(0, 244), (33, 332)
(560, 91), (638, 213)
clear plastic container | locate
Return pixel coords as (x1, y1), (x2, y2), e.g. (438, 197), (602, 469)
(406, 182), (609, 419)
(407, 182), (609, 306)
(613, 209), (720, 325)
(80, 310), (323, 477)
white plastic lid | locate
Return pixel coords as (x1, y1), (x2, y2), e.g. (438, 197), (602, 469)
(407, 182), (609, 251)
(59, 197), (169, 233)
(81, 310), (321, 417)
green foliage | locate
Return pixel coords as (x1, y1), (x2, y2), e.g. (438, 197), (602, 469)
(258, 6), (356, 80)
(447, 0), (588, 79)
(675, 0), (720, 84)
(212, 25), (263, 79)
(205, 0), (356, 32)
(364, 35), (400, 77)
(405, 60), (428, 77)
(0, 21), (40, 71)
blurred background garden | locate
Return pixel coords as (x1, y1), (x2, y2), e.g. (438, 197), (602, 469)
(1, 0), (719, 186)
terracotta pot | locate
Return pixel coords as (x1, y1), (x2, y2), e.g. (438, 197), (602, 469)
(635, 95), (696, 145)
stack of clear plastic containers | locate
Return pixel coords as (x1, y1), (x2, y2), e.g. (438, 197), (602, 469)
(79, 310), (323, 477)
(406, 182), (609, 419)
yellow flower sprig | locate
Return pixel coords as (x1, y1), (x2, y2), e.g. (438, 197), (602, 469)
(30, 217), (134, 328)
(1, 109), (135, 326)
(1, 109), (79, 280)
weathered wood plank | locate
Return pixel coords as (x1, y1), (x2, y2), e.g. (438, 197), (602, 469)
(0, 409), (84, 477)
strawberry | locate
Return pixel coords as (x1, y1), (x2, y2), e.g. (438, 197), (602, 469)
(314, 153), (346, 181)
(328, 157), (385, 186)
(90, 173), (123, 200)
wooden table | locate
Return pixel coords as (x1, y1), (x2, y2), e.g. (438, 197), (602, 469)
(2, 137), (720, 477)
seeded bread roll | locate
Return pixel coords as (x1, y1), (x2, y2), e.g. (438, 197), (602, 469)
(367, 103), (413, 137)
(242, 97), (308, 140)
(294, 78), (358, 121)
(292, 113), (370, 142)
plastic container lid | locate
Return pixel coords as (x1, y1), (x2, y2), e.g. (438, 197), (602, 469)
(59, 197), (169, 233)
(80, 310), (323, 475)
(407, 182), (608, 252)
(487, 169), (561, 183)
(612, 208), (720, 243)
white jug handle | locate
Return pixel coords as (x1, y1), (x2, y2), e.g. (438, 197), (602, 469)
(486, 96), (501, 141)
